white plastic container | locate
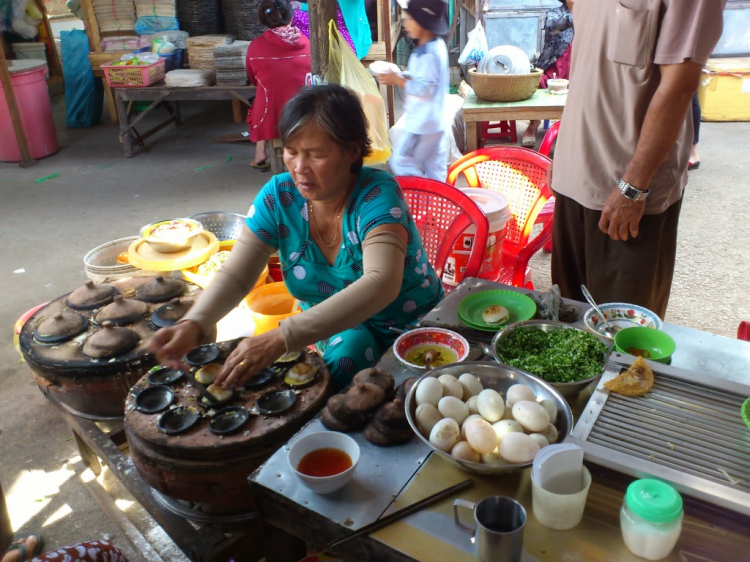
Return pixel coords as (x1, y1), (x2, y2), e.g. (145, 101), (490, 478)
(13, 42), (47, 61)
(443, 189), (511, 286)
(620, 479), (683, 560)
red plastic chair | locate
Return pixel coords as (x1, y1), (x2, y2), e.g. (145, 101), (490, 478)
(480, 121), (517, 146)
(739, 321), (749, 341)
(446, 147), (553, 288)
(538, 120), (560, 157)
(396, 176), (490, 289)
(536, 121), (561, 252)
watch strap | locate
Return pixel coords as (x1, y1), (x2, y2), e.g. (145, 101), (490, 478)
(618, 179), (650, 202)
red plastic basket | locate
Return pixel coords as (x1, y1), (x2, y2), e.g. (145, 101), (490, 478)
(102, 58), (166, 88)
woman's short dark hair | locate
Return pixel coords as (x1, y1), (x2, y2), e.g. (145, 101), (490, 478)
(279, 84), (373, 174)
(258, 0), (293, 28)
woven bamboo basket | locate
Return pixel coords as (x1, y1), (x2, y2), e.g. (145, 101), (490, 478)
(468, 68), (543, 102)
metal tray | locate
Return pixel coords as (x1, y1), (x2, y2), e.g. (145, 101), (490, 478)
(569, 353), (750, 516)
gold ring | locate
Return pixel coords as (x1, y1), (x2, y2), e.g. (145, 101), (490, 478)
(239, 360), (246, 367)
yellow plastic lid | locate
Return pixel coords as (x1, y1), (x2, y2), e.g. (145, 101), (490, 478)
(128, 231), (219, 272)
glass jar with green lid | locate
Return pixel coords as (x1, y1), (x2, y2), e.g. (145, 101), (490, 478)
(620, 479), (683, 560)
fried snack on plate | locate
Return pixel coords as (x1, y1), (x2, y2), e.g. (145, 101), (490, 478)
(604, 356), (654, 397)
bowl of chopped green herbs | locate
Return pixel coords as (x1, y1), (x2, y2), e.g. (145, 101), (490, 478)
(491, 320), (611, 397)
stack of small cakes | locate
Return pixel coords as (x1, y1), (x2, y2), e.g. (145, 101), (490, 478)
(321, 369), (418, 447)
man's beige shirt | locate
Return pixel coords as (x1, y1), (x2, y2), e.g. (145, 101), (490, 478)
(552, 0), (725, 214)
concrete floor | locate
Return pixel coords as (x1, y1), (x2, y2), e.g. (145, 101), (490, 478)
(1, 93), (749, 560)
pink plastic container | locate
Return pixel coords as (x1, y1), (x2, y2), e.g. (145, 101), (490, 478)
(0, 60), (59, 162)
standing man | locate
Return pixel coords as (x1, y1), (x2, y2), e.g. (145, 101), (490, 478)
(550, 0), (726, 318)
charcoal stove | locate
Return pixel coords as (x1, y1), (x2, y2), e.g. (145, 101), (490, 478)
(19, 276), (201, 419)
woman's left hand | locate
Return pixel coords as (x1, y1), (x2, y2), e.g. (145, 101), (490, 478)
(215, 329), (287, 389)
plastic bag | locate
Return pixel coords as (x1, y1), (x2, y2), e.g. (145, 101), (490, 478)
(458, 21), (488, 66)
(61, 29), (103, 128)
(325, 20), (391, 165)
(134, 16), (179, 35)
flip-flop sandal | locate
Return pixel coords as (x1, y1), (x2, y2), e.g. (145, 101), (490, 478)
(688, 161), (700, 171)
(249, 161), (270, 172)
(521, 136), (536, 148)
(7, 533), (44, 561)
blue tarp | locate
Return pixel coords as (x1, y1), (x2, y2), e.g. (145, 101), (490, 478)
(61, 29), (102, 128)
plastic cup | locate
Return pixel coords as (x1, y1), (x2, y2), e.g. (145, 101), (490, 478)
(531, 466), (591, 530)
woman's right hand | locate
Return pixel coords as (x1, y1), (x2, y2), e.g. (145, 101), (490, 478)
(147, 320), (204, 371)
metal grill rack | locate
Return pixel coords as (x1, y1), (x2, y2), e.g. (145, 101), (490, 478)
(571, 354), (750, 517)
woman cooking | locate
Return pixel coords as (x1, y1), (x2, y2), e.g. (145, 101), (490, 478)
(149, 84), (443, 387)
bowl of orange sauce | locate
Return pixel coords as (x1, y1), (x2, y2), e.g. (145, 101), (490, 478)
(288, 431), (360, 494)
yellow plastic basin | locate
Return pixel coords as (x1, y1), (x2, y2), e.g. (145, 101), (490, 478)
(244, 282), (300, 335)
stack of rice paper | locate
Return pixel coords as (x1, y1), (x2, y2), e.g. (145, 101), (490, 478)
(214, 40), (250, 85)
(165, 69), (216, 87)
(186, 35), (233, 70)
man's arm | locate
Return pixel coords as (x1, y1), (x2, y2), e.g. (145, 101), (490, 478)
(598, 60), (703, 241)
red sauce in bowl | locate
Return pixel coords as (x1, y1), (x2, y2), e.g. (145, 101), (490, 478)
(297, 447), (352, 477)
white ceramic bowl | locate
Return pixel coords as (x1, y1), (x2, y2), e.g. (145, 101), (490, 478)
(582, 302), (663, 341)
(288, 431), (360, 495)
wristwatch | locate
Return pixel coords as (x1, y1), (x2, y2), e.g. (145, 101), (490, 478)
(618, 179), (650, 202)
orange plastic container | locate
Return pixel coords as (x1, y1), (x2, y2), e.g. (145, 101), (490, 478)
(244, 282), (300, 335)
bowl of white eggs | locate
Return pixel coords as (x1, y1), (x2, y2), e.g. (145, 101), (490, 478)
(404, 362), (574, 475)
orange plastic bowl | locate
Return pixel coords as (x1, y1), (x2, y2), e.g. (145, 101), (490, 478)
(244, 282), (300, 335)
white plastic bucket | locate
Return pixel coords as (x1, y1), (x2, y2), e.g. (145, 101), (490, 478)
(443, 189), (510, 286)
(13, 42), (47, 60)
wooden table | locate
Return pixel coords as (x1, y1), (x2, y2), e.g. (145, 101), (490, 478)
(249, 278), (750, 562)
(113, 84), (256, 158)
(462, 90), (567, 152)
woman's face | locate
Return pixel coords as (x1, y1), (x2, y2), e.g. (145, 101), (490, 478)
(283, 123), (360, 203)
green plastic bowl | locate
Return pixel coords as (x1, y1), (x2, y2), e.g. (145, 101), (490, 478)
(742, 398), (750, 430)
(614, 326), (675, 364)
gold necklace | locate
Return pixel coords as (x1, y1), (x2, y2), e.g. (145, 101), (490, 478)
(309, 202), (342, 248)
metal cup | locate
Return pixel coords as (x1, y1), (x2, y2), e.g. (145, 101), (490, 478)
(454, 495), (526, 562)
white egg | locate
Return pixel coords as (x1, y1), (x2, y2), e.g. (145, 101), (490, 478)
(477, 389), (505, 423)
(529, 433), (550, 449)
(506, 384), (536, 408)
(539, 399), (558, 425)
(481, 448), (505, 466)
(461, 414), (483, 440)
(458, 373), (483, 399)
(438, 396), (470, 425)
(464, 418), (499, 454)
(438, 374), (463, 399)
(429, 418), (460, 452)
(492, 419), (524, 441)
(512, 401), (550, 432)
(415, 403), (443, 437)
(499, 433), (541, 463)
(451, 441), (481, 463)
(466, 395), (480, 415)
(539, 423), (559, 444)
(415, 377), (443, 407)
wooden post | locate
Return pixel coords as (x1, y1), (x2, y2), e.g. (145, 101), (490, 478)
(0, 40), (35, 167)
(308, 0), (338, 78)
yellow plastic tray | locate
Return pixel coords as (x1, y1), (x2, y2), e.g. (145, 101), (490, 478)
(128, 231), (219, 272)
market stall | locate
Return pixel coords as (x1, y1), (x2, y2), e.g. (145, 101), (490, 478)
(250, 277), (750, 561)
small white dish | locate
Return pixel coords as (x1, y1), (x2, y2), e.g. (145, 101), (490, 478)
(288, 431), (360, 495)
(368, 60), (403, 77)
